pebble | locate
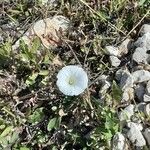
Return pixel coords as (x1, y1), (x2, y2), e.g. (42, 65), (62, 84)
(132, 70), (150, 83)
(118, 38), (132, 56)
(109, 56), (121, 67)
(143, 94), (150, 102)
(127, 122), (146, 147)
(144, 103), (150, 116)
(122, 87), (134, 102)
(140, 24), (150, 36)
(132, 47), (148, 64)
(135, 84), (145, 101)
(105, 46), (119, 56)
(119, 104), (134, 123)
(146, 80), (150, 95)
(134, 32), (150, 50)
(112, 133), (128, 150)
(143, 128), (150, 146)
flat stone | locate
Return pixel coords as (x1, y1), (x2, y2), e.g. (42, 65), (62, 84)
(143, 128), (150, 146)
(105, 46), (119, 56)
(144, 103), (150, 116)
(118, 38), (132, 56)
(119, 104), (134, 122)
(122, 87), (134, 102)
(134, 32), (150, 50)
(127, 122), (146, 147)
(146, 80), (150, 95)
(109, 56), (121, 67)
(112, 133), (128, 150)
(135, 84), (145, 101)
(132, 70), (150, 83)
(143, 94), (150, 102)
(132, 47), (148, 64)
(140, 24), (150, 36)
(12, 15), (70, 50)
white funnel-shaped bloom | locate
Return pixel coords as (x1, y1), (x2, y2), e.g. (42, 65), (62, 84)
(56, 65), (88, 96)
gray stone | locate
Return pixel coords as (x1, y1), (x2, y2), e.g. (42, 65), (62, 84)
(143, 94), (150, 102)
(146, 80), (150, 95)
(122, 87), (134, 102)
(135, 84), (145, 101)
(118, 38), (132, 56)
(112, 133), (128, 150)
(144, 103), (150, 116)
(136, 102), (146, 112)
(143, 128), (150, 146)
(134, 32), (150, 50)
(109, 56), (121, 67)
(132, 47), (148, 64)
(105, 46), (119, 56)
(119, 104), (134, 122)
(132, 70), (150, 83)
(140, 24), (150, 36)
(127, 122), (146, 147)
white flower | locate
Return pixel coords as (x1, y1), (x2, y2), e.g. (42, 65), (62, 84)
(56, 65), (88, 96)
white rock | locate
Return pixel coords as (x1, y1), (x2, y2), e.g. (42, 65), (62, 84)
(135, 84), (145, 101)
(132, 47), (148, 64)
(109, 56), (121, 67)
(122, 87), (134, 102)
(140, 24), (150, 36)
(127, 122), (146, 147)
(143, 128), (150, 146)
(132, 70), (150, 83)
(13, 15), (70, 50)
(105, 46), (119, 56)
(134, 32), (150, 50)
(146, 80), (150, 95)
(143, 94), (150, 102)
(112, 133), (128, 150)
(119, 104), (134, 122)
(144, 103), (150, 116)
(120, 71), (134, 90)
(118, 38), (132, 56)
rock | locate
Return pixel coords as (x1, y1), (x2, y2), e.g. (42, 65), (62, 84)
(127, 122), (146, 147)
(118, 38), (132, 56)
(105, 46), (119, 56)
(146, 80), (150, 95)
(112, 133), (128, 150)
(140, 24), (150, 36)
(122, 87), (134, 102)
(143, 94), (150, 102)
(119, 70), (134, 90)
(144, 103), (150, 116)
(109, 56), (121, 67)
(143, 128), (150, 146)
(119, 104), (134, 123)
(132, 47), (149, 64)
(136, 102), (146, 112)
(12, 15), (70, 50)
(134, 32), (150, 50)
(135, 84), (145, 101)
(132, 70), (150, 83)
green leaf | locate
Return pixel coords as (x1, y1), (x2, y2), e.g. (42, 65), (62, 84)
(31, 37), (41, 53)
(39, 70), (49, 76)
(47, 117), (61, 131)
(28, 107), (44, 124)
(25, 73), (38, 86)
(20, 147), (30, 150)
(0, 126), (13, 137)
(111, 81), (122, 101)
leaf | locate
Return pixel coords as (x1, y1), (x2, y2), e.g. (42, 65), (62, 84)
(111, 81), (122, 101)
(47, 117), (61, 131)
(31, 37), (41, 53)
(20, 147), (30, 150)
(25, 73), (38, 86)
(0, 126), (13, 137)
(39, 70), (49, 76)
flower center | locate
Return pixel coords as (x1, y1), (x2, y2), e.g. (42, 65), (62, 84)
(68, 76), (76, 85)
